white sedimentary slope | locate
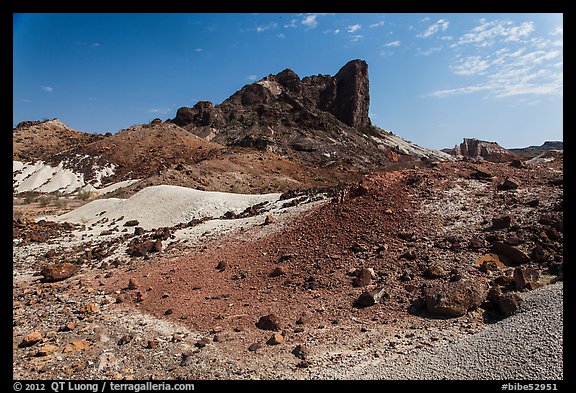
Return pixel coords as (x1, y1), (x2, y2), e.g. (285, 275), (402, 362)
(369, 132), (456, 161)
(50, 185), (282, 230)
(13, 159), (138, 195)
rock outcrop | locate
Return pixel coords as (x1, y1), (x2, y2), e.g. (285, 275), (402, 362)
(170, 59), (452, 168)
(449, 138), (518, 162)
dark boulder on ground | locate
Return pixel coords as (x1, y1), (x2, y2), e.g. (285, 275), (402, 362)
(423, 279), (488, 317)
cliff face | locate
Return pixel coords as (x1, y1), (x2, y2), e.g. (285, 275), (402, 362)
(452, 138), (519, 162)
(170, 60), (450, 169)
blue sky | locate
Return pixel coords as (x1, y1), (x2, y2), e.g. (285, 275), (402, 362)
(13, 13), (563, 150)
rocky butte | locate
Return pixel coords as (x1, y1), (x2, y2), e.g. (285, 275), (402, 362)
(169, 59), (452, 168)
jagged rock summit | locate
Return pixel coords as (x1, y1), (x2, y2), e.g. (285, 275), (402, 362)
(170, 59), (451, 168)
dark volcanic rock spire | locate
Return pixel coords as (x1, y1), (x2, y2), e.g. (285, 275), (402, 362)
(325, 59), (371, 129)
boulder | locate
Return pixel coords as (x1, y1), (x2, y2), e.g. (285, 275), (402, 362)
(354, 288), (388, 308)
(267, 332), (284, 345)
(269, 266), (286, 277)
(492, 241), (530, 265)
(513, 267), (541, 290)
(423, 279), (488, 317)
(41, 263), (80, 282)
(124, 220), (139, 227)
(291, 344), (308, 360)
(256, 314), (282, 331)
(19, 331), (43, 348)
(492, 215), (512, 229)
(498, 292), (523, 316)
(352, 268), (373, 287)
(499, 177), (521, 190)
(424, 262), (446, 278)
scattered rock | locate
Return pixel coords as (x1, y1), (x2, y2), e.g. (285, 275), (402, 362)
(269, 266), (286, 277)
(164, 309), (174, 316)
(530, 245), (550, 263)
(352, 268), (372, 287)
(248, 343), (262, 352)
(492, 241), (530, 265)
(476, 253), (505, 272)
(216, 261), (227, 271)
(63, 340), (91, 353)
(61, 322), (75, 332)
(527, 199), (540, 207)
(354, 288), (388, 308)
(124, 220), (139, 227)
(492, 215), (512, 229)
(513, 267), (541, 290)
(146, 340), (159, 349)
(291, 344), (308, 360)
(424, 262), (445, 278)
(264, 215), (274, 225)
(195, 338), (210, 348)
(79, 303), (99, 314)
(134, 227), (145, 235)
(510, 159), (525, 168)
(135, 291), (146, 302)
(151, 239), (162, 252)
(256, 314), (282, 331)
(117, 335), (133, 346)
(267, 332), (284, 345)
(498, 177), (521, 190)
(35, 344), (59, 357)
(128, 278), (139, 290)
(504, 236), (523, 246)
(423, 279), (488, 317)
(19, 331), (43, 348)
(40, 263), (80, 282)
(469, 238), (484, 249)
(498, 292), (523, 317)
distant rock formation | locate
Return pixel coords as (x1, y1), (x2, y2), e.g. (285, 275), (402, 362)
(170, 59), (451, 168)
(509, 141), (563, 159)
(448, 138), (518, 162)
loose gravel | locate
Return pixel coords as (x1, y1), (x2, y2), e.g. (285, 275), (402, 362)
(341, 282), (563, 380)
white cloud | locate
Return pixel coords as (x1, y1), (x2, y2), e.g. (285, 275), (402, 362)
(256, 22), (277, 33)
(284, 19), (298, 28)
(417, 46), (442, 56)
(455, 20), (534, 47)
(420, 19), (449, 38)
(247, 75), (258, 81)
(384, 40), (401, 47)
(334, 29), (340, 34)
(301, 15), (318, 28)
(369, 21), (385, 28)
(451, 56), (489, 75)
(20, 98), (31, 103)
(550, 26), (563, 36)
(276, 33), (286, 39)
(430, 17), (562, 101)
(380, 50), (394, 58)
(441, 35), (453, 41)
(195, 48), (203, 52)
(91, 42), (101, 47)
(41, 86), (53, 92)
(350, 35), (363, 43)
(347, 24), (362, 33)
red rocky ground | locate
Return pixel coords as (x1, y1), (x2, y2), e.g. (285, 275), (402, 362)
(13, 159), (563, 380)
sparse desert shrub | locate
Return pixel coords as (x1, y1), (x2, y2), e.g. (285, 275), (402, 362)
(77, 190), (94, 201)
(23, 193), (38, 204)
(38, 195), (51, 207)
(13, 209), (24, 221)
(54, 198), (68, 209)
